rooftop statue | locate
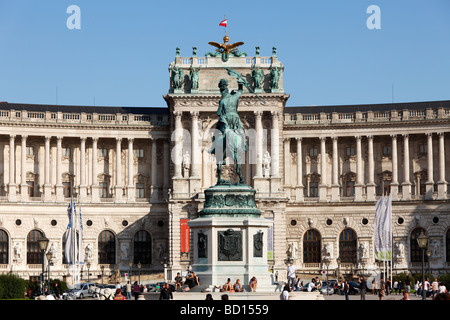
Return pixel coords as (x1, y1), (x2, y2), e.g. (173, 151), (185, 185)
(206, 35), (247, 62)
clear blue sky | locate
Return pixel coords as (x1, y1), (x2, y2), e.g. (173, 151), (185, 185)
(0, 0), (449, 108)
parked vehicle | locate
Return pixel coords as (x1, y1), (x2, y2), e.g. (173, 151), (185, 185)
(62, 282), (95, 299)
(348, 281), (361, 295)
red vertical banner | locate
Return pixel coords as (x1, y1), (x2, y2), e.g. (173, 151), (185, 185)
(180, 219), (190, 253)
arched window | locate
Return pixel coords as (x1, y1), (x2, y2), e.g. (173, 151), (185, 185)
(410, 228), (428, 263)
(134, 231), (152, 265)
(98, 231), (116, 264)
(303, 229), (321, 263)
(339, 229), (357, 263)
(62, 231), (80, 264)
(0, 230), (8, 264)
(27, 230), (44, 264)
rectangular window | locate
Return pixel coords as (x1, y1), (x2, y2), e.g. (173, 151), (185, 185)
(62, 147), (71, 157)
(136, 183), (145, 198)
(27, 181), (34, 197)
(309, 148), (318, 157)
(419, 143), (428, 154)
(26, 146), (34, 156)
(63, 182), (71, 198)
(346, 147), (355, 156)
(383, 145), (391, 156)
(345, 181), (355, 196)
(309, 182), (318, 197)
(99, 148), (108, 158)
(136, 149), (144, 158)
(99, 182), (108, 198)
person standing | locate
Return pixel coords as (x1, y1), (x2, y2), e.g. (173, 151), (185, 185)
(344, 280), (349, 300)
(431, 278), (439, 297)
(159, 283), (173, 300)
(358, 276), (366, 300)
(133, 281), (140, 300)
(287, 261), (297, 290)
(125, 280), (132, 300)
(405, 276), (411, 293)
(385, 278), (391, 296)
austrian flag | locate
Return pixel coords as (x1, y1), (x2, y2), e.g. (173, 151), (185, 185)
(219, 19), (227, 27)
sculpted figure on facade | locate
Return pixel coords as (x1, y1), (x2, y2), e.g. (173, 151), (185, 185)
(182, 151), (191, 178)
(358, 242), (368, 259)
(432, 239), (441, 258)
(270, 66), (281, 90)
(13, 243), (22, 262)
(287, 242), (298, 259)
(85, 243), (94, 262)
(395, 242), (405, 261)
(251, 65), (264, 91)
(189, 67), (200, 90)
(171, 65), (184, 90)
(48, 242), (57, 261)
(323, 243), (332, 260)
(263, 151), (271, 177)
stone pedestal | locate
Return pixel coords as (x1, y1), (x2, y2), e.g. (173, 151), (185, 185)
(188, 184), (276, 291)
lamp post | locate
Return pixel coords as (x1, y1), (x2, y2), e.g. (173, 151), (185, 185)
(417, 231), (428, 300)
(46, 252), (52, 293)
(426, 249), (432, 282)
(100, 265), (105, 285)
(37, 236), (49, 294)
(137, 261), (142, 285)
(323, 258), (330, 295)
(336, 257), (341, 280)
(129, 260), (133, 284)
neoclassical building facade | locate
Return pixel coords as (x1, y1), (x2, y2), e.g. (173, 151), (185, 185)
(0, 45), (449, 284)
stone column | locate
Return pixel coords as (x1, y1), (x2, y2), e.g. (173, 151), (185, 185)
(283, 138), (291, 186)
(8, 135), (17, 202)
(355, 136), (363, 201)
(115, 138), (123, 202)
(173, 112), (183, 178)
(91, 137), (99, 203)
(190, 111), (200, 178)
(43, 136), (52, 202)
(20, 135), (28, 202)
(425, 133), (434, 200)
(437, 133), (447, 199)
(127, 138), (135, 202)
(319, 137), (327, 201)
(390, 135), (399, 200)
(163, 140), (170, 199)
(366, 135), (376, 201)
(295, 137), (304, 202)
(151, 138), (158, 201)
(401, 134), (411, 200)
(254, 111), (263, 178)
(79, 137), (87, 200)
(270, 111), (280, 177)
(331, 136), (339, 201)
(55, 137), (64, 202)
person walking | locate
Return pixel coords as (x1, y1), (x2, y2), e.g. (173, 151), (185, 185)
(379, 280), (385, 300)
(125, 280), (132, 300)
(358, 276), (366, 300)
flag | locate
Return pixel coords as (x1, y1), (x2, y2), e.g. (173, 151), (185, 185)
(219, 19), (227, 27)
(78, 204), (84, 264)
(374, 195), (392, 261)
(65, 200), (74, 264)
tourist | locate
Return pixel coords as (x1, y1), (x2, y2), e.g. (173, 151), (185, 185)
(159, 283), (173, 300)
(223, 278), (234, 292)
(183, 271), (200, 292)
(439, 282), (447, 294)
(250, 276), (257, 292)
(431, 278), (439, 297)
(287, 261), (297, 290)
(401, 291), (409, 300)
(433, 293), (450, 300)
(221, 294), (229, 300)
(281, 283), (291, 300)
(379, 280), (385, 300)
(234, 279), (242, 292)
(114, 288), (126, 300)
(133, 281), (140, 300)
(343, 280), (349, 300)
(358, 276), (366, 300)
(205, 293), (213, 300)
(126, 280), (132, 300)
(174, 272), (183, 292)
(405, 276), (411, 293)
